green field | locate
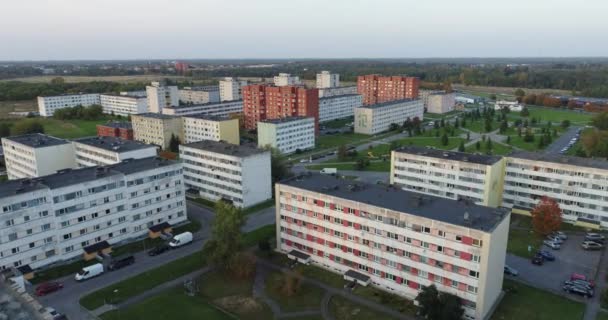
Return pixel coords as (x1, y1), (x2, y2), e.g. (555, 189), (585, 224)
(0, 117), (117, 139)
(265, 271), (325, 312)
(395, 137), (466, 150)
(507, 228), (542, 258)
(321, 117), (353, 129)
(329, 295), (398, 320)
(466, 141), (513, 156)
(316, 132), (371, 149)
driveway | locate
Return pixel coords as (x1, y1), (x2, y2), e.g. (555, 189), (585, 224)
(544, 126), (580, 155)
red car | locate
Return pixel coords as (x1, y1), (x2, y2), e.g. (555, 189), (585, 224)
(35, 281), (63, 296)
(570, 273), (595, 287)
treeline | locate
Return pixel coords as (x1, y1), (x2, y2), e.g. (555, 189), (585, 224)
(0, 119), (45, 138)
(0, 80), (148, 101)
(53, 105), (104, 120)
(579, 112), (608, 158)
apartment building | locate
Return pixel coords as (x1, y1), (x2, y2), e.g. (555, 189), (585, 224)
(96, 121), (134, 140)
(316, 71), (340, 89)
(162, 100), (243, 117)
(146, 82), (179, 113)
(319, 94), (362, 123)
(274, 73), (301, 87)
(427, 93), (456, 114)
(131, 113), (183, 150)
(242, 85), (319, 131)
(72, 136), (158, 168)
(99, 94), (148, 116)
(494, 101), (523, 112)
(0, 157), (187, 270)
(182, 115), (239, 145)
(357, 75), (420, 106)
(179, 140), (271, 208)
(179, 86), (220, 104)
(38, 93), (101, 117)
(219, 77), (248, 101)
(2, 134), (76, 180)
(318, 86), (358, 98)
(257, 117), (315, 154)
(354, 99), (424, 135)
(275, 174), (509, 320)
(390, 146), (505, 207)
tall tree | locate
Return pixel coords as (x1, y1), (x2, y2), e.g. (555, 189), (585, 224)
(12, 119), (44, 135)
(168, 133), (180, 152)
(440, 133), (449, 146)
(267, 147), (293, 185)
(458, 141), (465, 152)
(591, 112), (608, 130)
(203, 201), (246, 271)
(531, 196), (562, 236)
(416, 285), (463, 320)
(0, 123), (10, 137)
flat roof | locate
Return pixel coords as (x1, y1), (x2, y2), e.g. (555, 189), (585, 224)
(98, 121), (132, 129)
(132, 113), (179, 120)
(37, 166), (123, 190)
(279, 173), (509, 232)
(167, 100), (243, 109)
(181, 86), (219, 91)
(395, 145), (503, 165)
(509, 151), (608, 171)
(74, 136), (157, 152)
(0, 179), (48, 199)
(100, 93), (146, 99)
(357, 98), (419, 109)
(319, 94), (361, 100)
(3, 133), (70, 148)
(259, 116), (314, 124)
(183, 114), (233, 121)
(181, 140), (267, 158)
(39, 92), (99, 98)
(109, 156), (179, 175)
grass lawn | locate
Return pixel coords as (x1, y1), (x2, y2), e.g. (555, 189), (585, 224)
(0, 116), (119, 139)
(506, 134), (545, 151)
(242, 224), (276, 247)
(418, 126), (464, 138)
(243, 199), (275, 215)
(507, 228), (542, 259)
(294, 264), (345, 289)
(395, 137), (466, 150)
(597, 311), (608, 320)
(462, 119), (494, 133)
(466, 141), (513, 156)
(352, 285), (417, 316)
(316, 132), (370, 149)
(321, 117), (353, 129)
(525, 107), (593, 125)
(264, 271), (325, 312)
(306, 160), (391, 173)
(491, 279), (586, 320)
(329, 295), (398, 320)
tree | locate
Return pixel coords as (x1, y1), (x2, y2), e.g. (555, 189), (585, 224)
(531, 196), (563, 236)
(440, 133), (449, 146)
(514, 89), (526, 98)
(561, 119), (571, 129)
(466, 132), (470, 141)
(168, 133), (180, 152)
(475, 141), (481, 150)
(389, 140), (400, 151)
(12, 119), (44, 135)
(281, 270), (303, 297)
(499, 120), (508, 134)
(484, 118), (492, 132)
(337, 145), (348, 161)
(440, 119), (445, 128)
(461, 118), (466, 127)
(520, 107), (530, 117)
(415, 285), (464, 320)
(506, 136), (511, 144)
(434, 121), (440, 129)
(203, 201), (246, 271)
(229, 252), (257, 279)
(389, 123), (400, 131)
(486, 138), (493, 151)
(0, 123), (10, 137)
(268, 147), (293, 185)
(580, 129), (608, 158)
(458, 141), (465, 152)
(354, 158), (369, 171)
(489, 93), (497, 100)
(591, 112), (608, 130)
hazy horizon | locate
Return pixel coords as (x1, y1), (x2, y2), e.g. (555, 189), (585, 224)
(2, 0), (607, 61)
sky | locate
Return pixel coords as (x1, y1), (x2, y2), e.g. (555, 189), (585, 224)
(1, 0), (607, 61)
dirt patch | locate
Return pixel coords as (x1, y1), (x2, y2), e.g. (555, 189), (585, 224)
(214, 295), (264, 314)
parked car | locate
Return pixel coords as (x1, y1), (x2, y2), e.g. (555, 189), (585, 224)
(571, 273), (595, 287)
(148, 244), (170, 256)
(585, 233), (605, 243)
(531, 254), (544, 265)
(108, 255), (135, 271)
(543, 240), (561, 250)
(35, 281), (63, 296)
(45, 307), (65, 320)
(75, 263), (104, 281)
(581, 241), (604, 250)
(504, 265), (519, 276)
(563, 284), (594, 298)
(564, 280), (594, 291)
(552, 231), (568, 240)
(546, 235), (564, 244)
(537, 250), (556, 261)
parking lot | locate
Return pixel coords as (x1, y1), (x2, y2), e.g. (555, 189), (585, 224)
(505, 233), (603, 297)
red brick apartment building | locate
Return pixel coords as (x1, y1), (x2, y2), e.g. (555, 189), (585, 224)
(96, 121), (134, 140)
(242, 85), (319, 132)
(357, 75), (420, 105)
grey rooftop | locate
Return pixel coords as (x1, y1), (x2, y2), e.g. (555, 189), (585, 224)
(132, 113), (179, 119)
(98, 121), (132, 129)
(509, 151), (608, 171)
(259, 116), (314, 124)
(73, 136), (157, 152)
(319, 94), (361, 100)
(181, 140), (267, 158)
(279, 173), (509, 232)
(3, 133), (70, 148)
(394, 145), (503, 166)
(357, 98), (419, 109)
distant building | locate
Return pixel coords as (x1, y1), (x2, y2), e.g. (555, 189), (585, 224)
(354, 99), (424, 135)
(180, 140), (272, 208)
(72, 136), (158, 168)
(316, 71), (340, 89)
(37, 93), (101, 117)
(175, 61), (189, 73)
(455, 94), (480, 105)
(420, 90), (444, 109)
(257, 117), (315, 154)
(99, 94), (148, 116)
(179, 86), (220, 105)
(357, 75), (420, 106)
(96, 121), (134, 140)
(131, 113), (183, 150)
(162, 100), (243, 117)
(146, 82), (179, 113)
(273, 73), (301, 87)
(2, 134), (75, 180)
(319, 94), (362, 123)
(182, 115), (240, 145)
(318, 86), (358, 98)
(494, 100), (523, 112)
(219, 77), (248, 101)
(427, 93), (456, 114)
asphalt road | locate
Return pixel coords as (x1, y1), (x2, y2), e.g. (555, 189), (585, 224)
(36, 201), (276, 320)
(544, 126), (581, 155)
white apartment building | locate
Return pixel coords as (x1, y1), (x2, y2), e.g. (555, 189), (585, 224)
(390, 146), (506, 207)
(73, 136), (158, 168)
(257, 117), (315, 154)
(2, 134), (76, 180)
(219, 77), (248, 102)
(316, 71), (340, 89)
(354, 99), (424, 135)
(182, 115), (240, 145)
(319, 94), (362, 122)
(273, 73), (301, 87)
(180, 140), (271, 208)
(427, 93), (456, 114)
(0, 157), (187, 270)
(146, 82), (179, 113)
(163, 100), (243, 117)
(38, 94), (101, 117)
(179, 86), (220, 105)
(100, 94), (148, 116)
(131, 113), (183, 150)
(494, 101), (523, 112)
(276, 174), (509, 320)
(319, 86), (358, 98)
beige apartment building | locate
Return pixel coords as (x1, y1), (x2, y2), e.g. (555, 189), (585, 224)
(131, 113), (183, 150)
(182, 115), (240, 145)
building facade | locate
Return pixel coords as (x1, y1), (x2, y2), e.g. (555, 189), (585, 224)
(273, 73), (301, 87)
(219, 77), (248, 102)
(318, 86), (358, 98)
(257, 117), (315, 154)
(354, 99), (424, 135)
(179, 86), (220, 105)
(494, 101), (523, 112)
(390, 146), (506, 207)
(427, 93), (456, 114)
(162, 100), (243, 117)
(2, 134), (76, 180)
(0, 157), (187, 270)
(319, 94), (362, 123)
(131, 113), (183, 150)
(99, 94), (148, 116)
(146, 82), (179, 113)
(357, 75), (420, 106)
(275, 174), (509, 320)
(179, 140), (272, 208)
(96, 122), (134, 140)
(242, 85), (319, 131)
(73, 136), (158, 168)
(38, 94), (101, 117)
(182, 115), (240, 145)
(316, 71), (340, 89)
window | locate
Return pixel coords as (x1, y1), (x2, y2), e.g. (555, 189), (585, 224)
(472, 239), (483, 247)
(469, 270), (479, 278)
(8, 233), (17, 241)
(472, 255), (481, 263)
(41, 223), (51, 231)
(456, 235), (462, 242)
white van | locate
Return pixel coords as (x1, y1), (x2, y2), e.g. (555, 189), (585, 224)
(75, 263), (104, 281)
(169, 232), (193, 248)
(320, 168), (337, 175)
